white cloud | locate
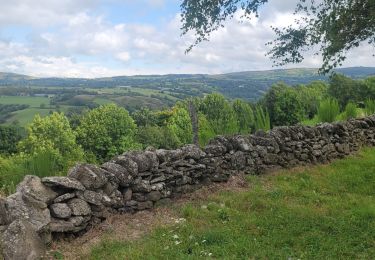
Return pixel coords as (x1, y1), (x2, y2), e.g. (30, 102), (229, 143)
(0, 1), (373, 77)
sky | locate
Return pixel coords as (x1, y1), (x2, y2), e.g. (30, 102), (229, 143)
(0, 0), (373, 78)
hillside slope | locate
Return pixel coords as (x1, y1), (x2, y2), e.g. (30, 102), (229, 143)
(1, 67), (374, 101)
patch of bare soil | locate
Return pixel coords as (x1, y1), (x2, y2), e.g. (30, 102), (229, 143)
(51, 174), (249, 259)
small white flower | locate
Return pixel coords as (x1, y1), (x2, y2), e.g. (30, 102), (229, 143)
(208, 253), (213, 256)
(202, 239), (207, 243)
(173, 234), (179, 239)
(175, 240), (181, 245)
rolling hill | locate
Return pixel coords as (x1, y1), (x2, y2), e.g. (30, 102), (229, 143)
(0, 67), (374, 101)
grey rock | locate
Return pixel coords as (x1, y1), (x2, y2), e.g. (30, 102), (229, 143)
(67, 198), (91, 216)
(0, 198), (8, 225)
(5, 192), (50, 232)
(123, 151), (159, 173)
(101, 162), (133, 187)
(113, 155), (138, 176)
(1, 220), (46, 260)
(182, 144), (206, 160)
(54, 193), (76, 203)
(83, 190), (103, 206)
(49, 216), (87, 233)
(17, 175), (58, 204)
(68, 164), (108, 190)
(132, 180), (151, 193)
(146, 191), (162, 202)
(122, 188), (132, 201)
(50, 203), (72, 219)
(42, 176), (85, 191)
(132, 193), (146, 202)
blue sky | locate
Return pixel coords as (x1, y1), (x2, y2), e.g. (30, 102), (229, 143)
(0, 0), (373, 78)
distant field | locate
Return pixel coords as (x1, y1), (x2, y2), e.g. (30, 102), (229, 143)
(0, 96), (50, 106)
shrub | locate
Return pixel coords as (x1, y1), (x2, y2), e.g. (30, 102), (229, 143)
(343, 102), (358, 120)
(317, 98), (340, 123)
(77, 104), (141, 162)
(365, 99), (375, 115)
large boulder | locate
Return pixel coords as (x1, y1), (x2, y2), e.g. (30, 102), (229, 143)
(5, 192), (50, 232)
(0, 198), (8, 225)
(68, 164), (108, 190)
(181, 144), (206, 160)
(101, 162), (133, 187)
(112, 155), (138, 176)
(17, 175), (58, 205)
(42, 176), (85, 191)
(1, 220), (46, 260)
(119, 151), (159, 173)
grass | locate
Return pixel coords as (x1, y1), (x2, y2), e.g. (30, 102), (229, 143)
(0, 95), (50, 106)
(90, 147), (375, 259)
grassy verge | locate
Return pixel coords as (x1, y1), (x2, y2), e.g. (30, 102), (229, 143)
(90, 147), (375, 259)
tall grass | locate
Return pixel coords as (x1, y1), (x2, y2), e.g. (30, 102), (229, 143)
(365, 99), (375, 116)
(317, 98), (340, 123)
(343, 102), (358, 120)
(0, 150), (61, 195)
(254, 106), (270, 131)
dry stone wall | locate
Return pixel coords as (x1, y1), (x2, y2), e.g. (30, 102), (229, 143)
(1, 115), (375, 259)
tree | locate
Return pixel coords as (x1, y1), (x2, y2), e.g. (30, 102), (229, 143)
(262, 83), (304, 127)
(19, 112), (83, 169)
(167, 106), (193, 145)
(232, 99), (254, 134)
(0, 125), (25, 155)
(199, 93), (238, 135)
(296, 81), (328, 119)
(328, 74), (375, 108)
(76, 104), (140, 162)
(181, 0), (375, 73)
(132, 107), (157, 127)
(198, 113), (216, 146)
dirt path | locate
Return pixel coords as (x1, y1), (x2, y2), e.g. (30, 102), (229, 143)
(50, 174), (249, 259)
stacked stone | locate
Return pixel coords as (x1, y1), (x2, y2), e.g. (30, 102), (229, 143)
(1, 115), (375, 259)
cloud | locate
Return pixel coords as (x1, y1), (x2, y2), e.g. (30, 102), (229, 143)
(0, 1), (373, 77)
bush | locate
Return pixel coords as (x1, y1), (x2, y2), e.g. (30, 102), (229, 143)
(317, 98), (340, 123)
(136, 126), (180, 149)
(77, 104), (141, 162)
(365, 99), (375, 115)
(343, 102), (358, 120)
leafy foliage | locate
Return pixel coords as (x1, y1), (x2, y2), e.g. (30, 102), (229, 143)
(198, 113), (216, 147)
(0, 125), (25, 155)
(136, 126), (180, 149)
(77, 104), (140, 162)
(199, 93), (238, 135)
(167, 106), (193, 146)
(263, 83), (304, 127)
(181, 0), (375, 73)
(19, 112), (83, 170)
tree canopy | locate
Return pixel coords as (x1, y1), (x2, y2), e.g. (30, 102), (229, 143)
(181, 0), (375, 73)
